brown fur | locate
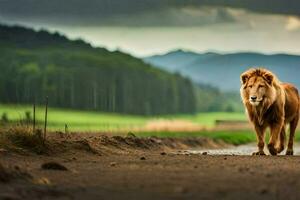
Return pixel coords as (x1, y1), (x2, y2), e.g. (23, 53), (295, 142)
(240, 68), (299, 155)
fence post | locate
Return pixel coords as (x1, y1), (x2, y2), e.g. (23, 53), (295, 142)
(65, 124), (68, 134)
(43, 97), (48, 145)
(33, 102), (36, 133)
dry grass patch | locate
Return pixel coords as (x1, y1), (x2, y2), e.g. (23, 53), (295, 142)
(0, 126), (48, 154)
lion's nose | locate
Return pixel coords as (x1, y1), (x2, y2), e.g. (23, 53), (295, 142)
(251, 96), (257, 101)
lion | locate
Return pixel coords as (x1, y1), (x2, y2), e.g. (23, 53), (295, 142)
(240, 68), (299, 155)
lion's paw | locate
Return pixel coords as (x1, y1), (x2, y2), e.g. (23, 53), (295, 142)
(252, 151), (266, 156)
(286, 149), (294, 156)
(268, 144), (277, 156)
(277, 145), (285, 154)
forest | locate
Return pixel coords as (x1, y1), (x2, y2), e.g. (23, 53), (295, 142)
(0, 24), (240, 115)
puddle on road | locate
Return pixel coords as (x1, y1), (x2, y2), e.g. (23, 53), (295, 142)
(176, 144), (300, 156)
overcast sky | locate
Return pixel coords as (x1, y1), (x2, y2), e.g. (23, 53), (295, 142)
(1, 0), (300, 57)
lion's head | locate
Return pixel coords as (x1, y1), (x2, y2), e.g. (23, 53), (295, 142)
(240, 68), (278, 107)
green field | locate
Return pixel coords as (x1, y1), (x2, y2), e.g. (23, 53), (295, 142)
(136, 130), (256, 145)
(175, 112), (247, 127)
(136, 130), (300, 145)
(1, 104), (300, 145)
(0, 104), (247, 132)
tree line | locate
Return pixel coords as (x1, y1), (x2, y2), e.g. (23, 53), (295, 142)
(0, 24), (198, 115)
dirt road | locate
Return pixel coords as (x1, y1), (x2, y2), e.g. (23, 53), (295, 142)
(1, 135), (300, 200)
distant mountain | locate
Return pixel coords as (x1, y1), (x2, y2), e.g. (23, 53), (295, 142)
(144, 50), (300, 91)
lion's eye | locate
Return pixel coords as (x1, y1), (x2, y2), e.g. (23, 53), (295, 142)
(258, 85), (264, 88)
(248, 85), (253, 88)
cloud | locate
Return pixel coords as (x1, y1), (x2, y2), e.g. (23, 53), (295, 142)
(101, 7), (236, 27)
(286, 16), (300, 31)
(184, 0), (300, 16)
(0, 1), (237, 27)
(0, 0), (300, 27)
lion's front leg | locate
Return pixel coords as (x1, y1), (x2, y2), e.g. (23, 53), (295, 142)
(252, 125), (266, 156)
(268, 121), (284, 156)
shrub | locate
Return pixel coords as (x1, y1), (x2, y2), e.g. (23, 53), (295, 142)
(0, 126), (47, 154)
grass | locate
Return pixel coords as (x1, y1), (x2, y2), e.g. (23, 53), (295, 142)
(0, 104), (148, 131)
(0, 104), (247, 132)
(134, 130), (256, 145)
(0, 126), (47, 154)
(1, 115), (300, 147)
(174, 112), (247, 127)
(2, 104), (300, 146)
(135, 130), (300, 145)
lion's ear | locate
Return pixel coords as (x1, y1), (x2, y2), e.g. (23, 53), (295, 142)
(263, 72), (274, 85)
(240, 73), (249, 85)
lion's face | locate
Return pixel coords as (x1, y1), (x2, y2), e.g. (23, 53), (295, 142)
(244, 76), (268, 106)
(240, 69), (276, 107)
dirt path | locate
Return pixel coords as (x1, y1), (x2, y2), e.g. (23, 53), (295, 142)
(1, 135), (300, 200)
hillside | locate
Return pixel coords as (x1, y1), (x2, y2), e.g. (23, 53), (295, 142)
(0, 24), (197, 115)
(144, 50), (300, 91)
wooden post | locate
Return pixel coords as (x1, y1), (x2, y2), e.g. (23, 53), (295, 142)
(65, 124), (68, 134)
(33, 102), (36, 133)
(43, 97), (48, 145)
